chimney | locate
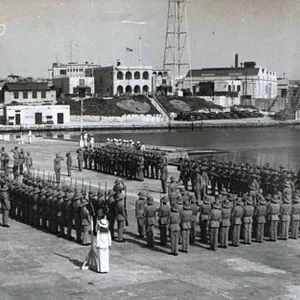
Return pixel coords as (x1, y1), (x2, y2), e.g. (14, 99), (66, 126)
(235, 53), (238, 68)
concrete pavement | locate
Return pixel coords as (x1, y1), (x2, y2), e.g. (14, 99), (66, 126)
(0, 137), (300, 300)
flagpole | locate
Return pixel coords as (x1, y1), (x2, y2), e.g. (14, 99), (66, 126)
(139, 36), (142, 94)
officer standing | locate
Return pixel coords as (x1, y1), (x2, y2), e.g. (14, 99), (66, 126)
(243, 198), (254, 244)
(209, 200), (221, 251)
(80, 199), (91, 246)
(54, 154), (64, 183)
(158, 196), (170, 245)
(199, 196), (211, 243)
(1, 184), (10, 227)
(66, 152), (72, 177)
(254, 194), (267, 243)
(144, 196), (157, 247)
(107, 189), (117, 239)
(169, 204), (180, 256)
(231, 197), (244, 247)
(135, 191), (147, 238)
(25, 152), (33, 174)
(189, 195), (198, 244)
(180, 200), (192, 253)
(280, 196), (291, 240)
(160, 152), (168, 194)
(77, 148), (83, 172)
(267, 194), (280, 241)
(116, 194), (127, 242)
(291, 192), (300, 239)
(73, 191), (83, 243)
(220, 199), (231, 248)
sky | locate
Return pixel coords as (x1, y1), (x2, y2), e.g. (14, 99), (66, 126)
(0, 0), (300, 79)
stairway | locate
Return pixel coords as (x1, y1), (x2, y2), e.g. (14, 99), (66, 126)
(147, 95), (170, 120)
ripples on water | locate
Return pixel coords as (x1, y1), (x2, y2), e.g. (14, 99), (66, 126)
(53, 125), (300, 171)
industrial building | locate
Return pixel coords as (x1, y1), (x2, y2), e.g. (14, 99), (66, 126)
(184, 58), (277, 106)
(86, 64), (170, 97)
(0, 82), (56, 105)
(3, 105), (70, 125)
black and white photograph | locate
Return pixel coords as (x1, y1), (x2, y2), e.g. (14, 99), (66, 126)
(0, 0), (300, 299)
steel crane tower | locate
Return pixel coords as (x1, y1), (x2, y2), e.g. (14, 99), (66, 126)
(163, 0), (192, 93)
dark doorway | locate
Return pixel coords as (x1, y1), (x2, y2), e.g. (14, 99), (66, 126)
(57, 113), (64, 124)
(35, 112), (42, 125)
(15, 114), (21, 125)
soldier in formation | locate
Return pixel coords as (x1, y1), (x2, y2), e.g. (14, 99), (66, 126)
(78, 139), (167, 182)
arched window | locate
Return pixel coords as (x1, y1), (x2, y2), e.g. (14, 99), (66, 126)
(117, 71), (123, 80)
(134, 85), (141, 94)
(143, 71), (149, 80)
(143, 85), (149, 93)
(153, 72), (157, 76)
(134, 71), (140, 80)
(158, 72), (163, 77)
(163, 71), (168, 77)
(125, 85), (132, 94)
(117, 85), (124, 95)
(125, 71), (132, 80)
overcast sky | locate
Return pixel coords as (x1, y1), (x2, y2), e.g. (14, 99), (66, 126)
(1, 0), (300, 79)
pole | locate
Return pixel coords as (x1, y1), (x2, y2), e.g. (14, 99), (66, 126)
(139, 36), (142, 94)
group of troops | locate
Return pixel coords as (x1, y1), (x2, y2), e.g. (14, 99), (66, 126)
(179, 158), (300, 199)
(0, 146), (33, 178)
(0, 170), (131, 248)
(133, 173), (300, 255)
(77, 138), (168, 183)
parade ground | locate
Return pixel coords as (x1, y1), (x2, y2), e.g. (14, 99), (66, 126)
(1, 137), (300, 300)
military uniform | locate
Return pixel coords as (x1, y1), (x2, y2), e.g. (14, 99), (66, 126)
(116, 194), (126, 242)
(190, 196), (198, 244)
(291, 193), (300, 239)
(135, 191), (147, 238)
(199, 197), (211, 243)
(1, 184), (10, 227)
(66, 152), (72, 177)
(73, 192), (83, 243)
(243, 198), (254, 244)
(54, 154), (64, 183)
(81, 199), (91, 245)
(254, 195), (267, 243)
(144, 196), (157, 247)
(267, 195), (280, 241)
(158, 196), (170, 245)
(180, 201), (192, 252)
(220, 199), (231, 248)
(280, 197), (291, 240)
(169, 204), (180, 256)
(231, 198), (244, 247)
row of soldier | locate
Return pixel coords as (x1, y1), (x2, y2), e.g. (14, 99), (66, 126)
(179, 158), (300, 199)
(76, 139), (167, 182)
(135, 178), (300, 255)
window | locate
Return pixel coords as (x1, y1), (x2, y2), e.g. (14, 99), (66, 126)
(79, 79), (85, 86)
(79, 68), (83, 72)
(41, 91), (46, 98)
(46, 115), (53, 119)
(125, 71), (132, 80)
(237, 85), (241, 92)
(23, 91), (28, 99)
(32, 91), (37, 98)
(117, 72), (123, 80)
(142, 71), (149, 80)
(134, 71), (140, 80)
(60, 69), (67, 75)
(14, 91), (19, 99)
(228, 85), (231, 92)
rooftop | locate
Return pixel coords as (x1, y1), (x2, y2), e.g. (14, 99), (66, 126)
(2, 82), (51, 91)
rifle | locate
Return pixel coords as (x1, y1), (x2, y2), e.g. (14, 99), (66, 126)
(124, 189), (129, 226)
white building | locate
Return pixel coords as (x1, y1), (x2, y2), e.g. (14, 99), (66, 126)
(0, 82), (56, 105)
(4, 105), (70, 125)
(49, 62), (98, 97)
(185, 62), (277, 100)
(86, 65), (170, 96)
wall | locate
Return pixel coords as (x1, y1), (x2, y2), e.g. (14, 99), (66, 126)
(69, 77), (95, 94)
(5, 105), (70, 125)
(241, 98), (289, 112)
(201, 96), (240, 107)
(4, 90), (56, 104)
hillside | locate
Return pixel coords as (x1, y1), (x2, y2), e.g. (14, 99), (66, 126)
(156, 96), (223, 113)
(58, 95), (160, 116)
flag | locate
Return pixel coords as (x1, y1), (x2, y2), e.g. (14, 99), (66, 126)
(126, 47), (133, 52)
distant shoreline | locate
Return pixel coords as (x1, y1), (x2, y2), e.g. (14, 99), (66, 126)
(0, 116), (299, 133)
